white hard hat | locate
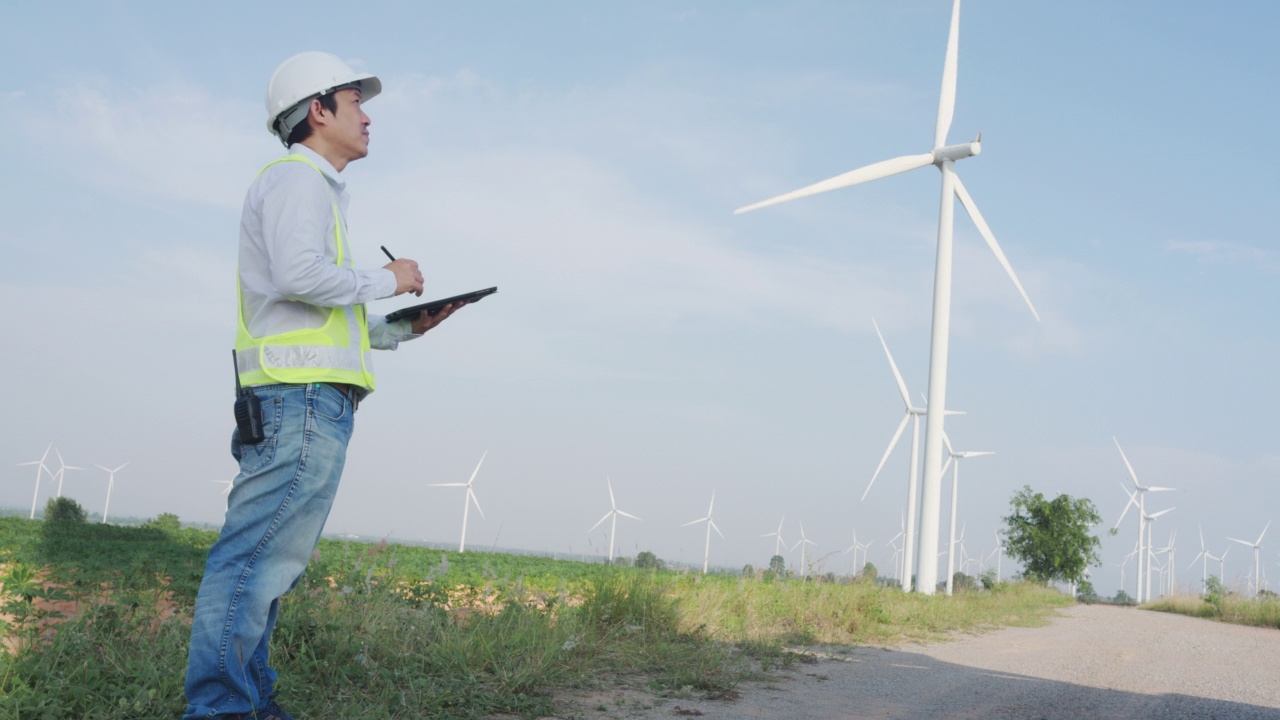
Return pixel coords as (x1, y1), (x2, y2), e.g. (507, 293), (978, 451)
(265, 51), (382, 144)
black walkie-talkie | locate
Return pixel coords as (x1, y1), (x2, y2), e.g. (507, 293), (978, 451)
(232, 350), (265, 444)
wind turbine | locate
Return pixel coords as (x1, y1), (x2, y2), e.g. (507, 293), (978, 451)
(430, 452), (487, 552)
(987, 531), (1006, 582)
(761, 516), (787, 557)
(1113, 439), (1175, 603)
(863, 319), (927, 592)
(17, 443), (52, 519)
(1141, 506), (1175, 601)
(53, 448), (82, 498)
(843, 528), (873, 573)
(212, 477), (234, 496)
(94, 462), (129, 524)
(792, 521), (817, 577)
(1215, 545), (1231, 585)
(1228, 521), (1270, 596)
(735, 0), (1039, 594)
(588, 476), (641, 563)
(1187, 525), (1210, 592)
(940, 434), (992, 596)
(682, 490), (724, 573)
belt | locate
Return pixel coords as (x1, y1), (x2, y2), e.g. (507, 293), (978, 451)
(323, 382), (363, 413)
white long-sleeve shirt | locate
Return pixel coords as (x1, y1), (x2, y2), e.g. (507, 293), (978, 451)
(237, 144), (418, 364)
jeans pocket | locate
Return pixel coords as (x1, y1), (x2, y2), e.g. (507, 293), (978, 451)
(312, 384), (350, 422)
(237, 395), (283, 474)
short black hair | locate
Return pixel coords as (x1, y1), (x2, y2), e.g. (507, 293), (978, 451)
(286, 91), (340, 146)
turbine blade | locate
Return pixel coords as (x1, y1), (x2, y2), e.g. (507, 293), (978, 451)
(1228, 537), (1253, 548)
(934, 0), (961, 148)
(1114, 438), (1141, 488)
(1257, 520), (1271, 545)
(607, 476), (617, 509)
(711, 521), (724, 539)
(1148, 508), (1175, 520)
(468, 489), (485, 519)
(589, 511), (613, 533)
(953, 175), (1040, 321)
(617, 510), (642, 521)
(467, 451), (488, 486)
(1147, 486), (1176, 493)
(863, 412), (911, 501)
(683, 517), (709, 527)
(430, 482), (467, 487)
(872, 318), (912, 406)
(941, 454), (954, 477)
(942, 431), (955, 456)
(734, 153), (935, 214)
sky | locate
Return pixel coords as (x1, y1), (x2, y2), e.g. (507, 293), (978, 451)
(2, 1), (1277, 598)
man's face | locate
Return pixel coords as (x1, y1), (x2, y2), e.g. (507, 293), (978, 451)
(317, 87), (370, 163)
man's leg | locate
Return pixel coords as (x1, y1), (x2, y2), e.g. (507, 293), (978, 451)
(183, 384), (354, 719)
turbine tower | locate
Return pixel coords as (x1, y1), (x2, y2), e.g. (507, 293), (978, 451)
(863, 319), (926, 592)
(95, 462), (130, 524)
(430, 452), (487, 552)
(588, 476), (641, 563)
(1228, 521), (1271, 596)
(735, 0), (1039, 593)
(682, 490), (724, 573)
(17, 443), (52, 520)
(941, 433), (992, 596)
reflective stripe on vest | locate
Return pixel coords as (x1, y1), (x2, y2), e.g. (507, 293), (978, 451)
(235, 154), (376, 392)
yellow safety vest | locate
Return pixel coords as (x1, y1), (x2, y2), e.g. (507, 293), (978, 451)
(234, 154), (376, 392)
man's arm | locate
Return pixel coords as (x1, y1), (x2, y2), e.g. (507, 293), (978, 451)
(260, 168), (422, 305)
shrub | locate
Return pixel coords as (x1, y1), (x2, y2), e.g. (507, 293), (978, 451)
(44, 497), (87, 523)
(142, 513), (182, 532)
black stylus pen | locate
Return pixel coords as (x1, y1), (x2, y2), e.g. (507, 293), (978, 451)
(381, 245), (396, 261)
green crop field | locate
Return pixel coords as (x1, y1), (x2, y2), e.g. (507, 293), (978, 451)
(1, 515), (1072, 719)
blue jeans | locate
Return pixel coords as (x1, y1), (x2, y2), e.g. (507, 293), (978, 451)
(184, 383), (355, 719)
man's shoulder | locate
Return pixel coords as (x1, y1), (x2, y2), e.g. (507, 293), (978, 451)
(250, 159), (332, 202)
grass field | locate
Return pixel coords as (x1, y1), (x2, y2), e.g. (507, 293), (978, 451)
(1143, 592), (1280, 630)
(0, 515), (1073, 719)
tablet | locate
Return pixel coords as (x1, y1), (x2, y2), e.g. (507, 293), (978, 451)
(384, 287), (497, 323)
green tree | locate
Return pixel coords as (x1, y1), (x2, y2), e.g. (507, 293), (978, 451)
(143, 512), (182, 532)
(741, 563), (755, 577)
(861, 561), (878, 581)
(1002, 486), (1101, 585)
(1075, 580), (1099, 604)
(768, 554), (786, 577)
(635, 551), (664, 570)
(1113, 589), (1135, 606)
(44, 497), (87, 523)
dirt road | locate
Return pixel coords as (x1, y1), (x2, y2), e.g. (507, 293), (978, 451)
(568, 605), (1280, 719)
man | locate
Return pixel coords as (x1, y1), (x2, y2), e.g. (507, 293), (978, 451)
(183, 51), (460, 720)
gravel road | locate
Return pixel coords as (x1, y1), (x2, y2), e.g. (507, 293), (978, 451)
(564, 605), (1280, 719)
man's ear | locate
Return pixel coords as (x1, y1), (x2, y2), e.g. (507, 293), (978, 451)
(308, 97), (330, 127)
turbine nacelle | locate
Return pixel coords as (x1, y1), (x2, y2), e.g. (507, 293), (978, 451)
(932, 140), (981, 165)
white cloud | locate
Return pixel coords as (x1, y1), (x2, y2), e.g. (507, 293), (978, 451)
(1166, 240), (1278, 273)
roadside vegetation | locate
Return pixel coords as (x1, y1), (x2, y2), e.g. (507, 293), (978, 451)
(1143, 577), (1280, 630)
(2, 507), (1071, 720)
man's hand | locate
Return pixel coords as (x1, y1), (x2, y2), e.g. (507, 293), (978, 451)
(385, 259), (424, 296)
(412, 301), (464, 334)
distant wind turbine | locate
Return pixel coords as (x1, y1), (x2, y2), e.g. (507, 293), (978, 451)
(735, 0), (1039, 593)
(682, 490), (724, 573)
(17, 443), (53, 519)
(588, 476), (641, 563)
(761, 516), (787, 557)
(430, 452), (487, 552)
(212, 477), (234, 496)
(53, 448), (82, 498)
(843, 527), (873, 573)
(863, 319), (926, 592)
(1113, 439), (1175, 603)
(1228, 521), (1271, 596)
(95, 463), (130, 524)
(792, 521), (817, 577)
(940, 433), (992, 596)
